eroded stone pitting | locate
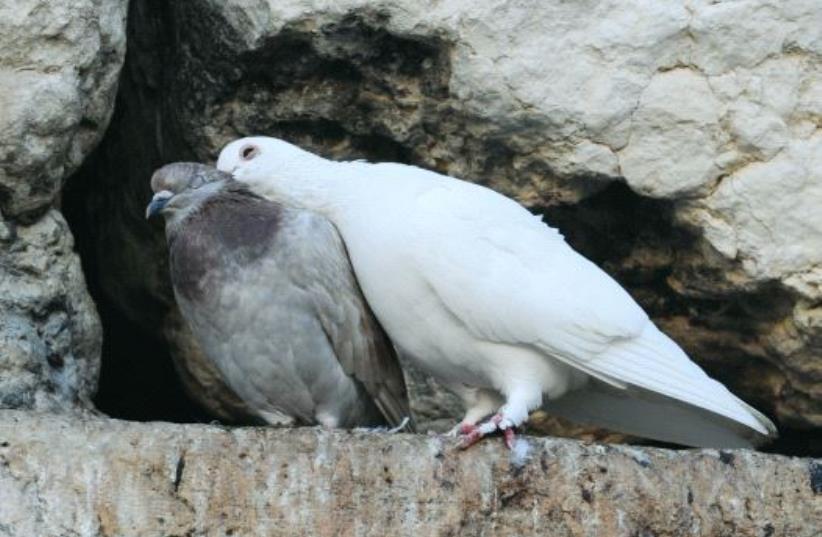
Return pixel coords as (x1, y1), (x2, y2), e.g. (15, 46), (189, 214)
(0, 0), (128, 219)
(61, 0), (819, 455)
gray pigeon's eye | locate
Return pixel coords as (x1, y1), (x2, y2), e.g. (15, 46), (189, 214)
(190, 174), (206, 189)
(240, 144), (259, 161)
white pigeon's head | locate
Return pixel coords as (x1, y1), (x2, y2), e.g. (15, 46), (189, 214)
(216, 137), (331, 209)
(217, 136), (287, 180)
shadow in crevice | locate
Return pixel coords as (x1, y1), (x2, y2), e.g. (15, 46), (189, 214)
(544, 181), (795, 346)
(95, 298), (212, 423)
(543, 182), (819, 456)
(61, 0), (207, 423)
(63, 143), (211, 423)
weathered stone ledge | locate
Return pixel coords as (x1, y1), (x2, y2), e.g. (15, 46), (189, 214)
(0, 410), (818, 536)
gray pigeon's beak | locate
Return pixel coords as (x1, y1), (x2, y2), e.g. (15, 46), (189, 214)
(146, 191), (173, 219)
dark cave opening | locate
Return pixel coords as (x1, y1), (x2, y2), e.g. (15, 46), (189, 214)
(91, 298), (212, 424)
(63, 151), (212, 424)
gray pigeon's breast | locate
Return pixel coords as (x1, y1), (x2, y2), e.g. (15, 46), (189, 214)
(168, 195), (283, 302)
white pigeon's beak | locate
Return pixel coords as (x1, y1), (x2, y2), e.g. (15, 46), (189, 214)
(146, 190), (174, 219)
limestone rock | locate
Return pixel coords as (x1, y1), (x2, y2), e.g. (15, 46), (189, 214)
(0, 0), (128, 411)
(68, 0), (821, 437)
(0, 0), (128, 218)
(0, 211), (100, 410)
(0, 411), (819, 537)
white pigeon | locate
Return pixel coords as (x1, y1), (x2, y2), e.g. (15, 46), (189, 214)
(217, 137), (777, 449)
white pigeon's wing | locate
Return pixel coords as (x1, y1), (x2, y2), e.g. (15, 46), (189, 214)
(397, 169), (773, 436)
(283, 211), (415, 430)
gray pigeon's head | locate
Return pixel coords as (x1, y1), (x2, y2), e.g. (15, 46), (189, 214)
(146, 162), (230, 227)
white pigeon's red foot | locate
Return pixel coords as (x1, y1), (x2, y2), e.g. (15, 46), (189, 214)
(445, 421), (479, 438)
(458, 414), (518, 449)
(503, 427), (516, 449)
(460, 422), (478, 435)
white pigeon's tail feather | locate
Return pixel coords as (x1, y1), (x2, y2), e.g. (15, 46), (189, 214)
(733, 395), (778, 437)
(545, 322), (777, 447)
(544, 382), (774, 448)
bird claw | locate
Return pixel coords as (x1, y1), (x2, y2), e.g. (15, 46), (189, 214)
(386, 416), (411, 434)
(456, 413), (518, 450)
(503, 427), (516, 450)
(458, 428), (485, 449)
(460, 422), (478, 435)
(445, 422), (470, 437)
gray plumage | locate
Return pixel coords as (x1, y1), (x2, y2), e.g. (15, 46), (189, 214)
(147, 162), (413, 429)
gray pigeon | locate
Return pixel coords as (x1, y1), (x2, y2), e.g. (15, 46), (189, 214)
(146, 162), (413, 430)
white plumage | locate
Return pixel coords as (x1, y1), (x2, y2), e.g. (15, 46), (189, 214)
(217, 137), (777, 448)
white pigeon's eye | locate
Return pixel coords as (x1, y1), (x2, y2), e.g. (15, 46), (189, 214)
(240, 144), (259, 161)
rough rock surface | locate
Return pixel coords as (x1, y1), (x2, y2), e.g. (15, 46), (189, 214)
(0, 211), (100, 410)
(0, 0), (128, 218)
(0, 0), (127, 411)
(0, 411), (819, 537)
(66, 0), (821, 439)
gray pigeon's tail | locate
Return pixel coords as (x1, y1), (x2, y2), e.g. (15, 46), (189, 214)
(543, 381), (776, 449)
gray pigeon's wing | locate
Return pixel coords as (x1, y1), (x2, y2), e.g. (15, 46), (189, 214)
(283, 211), (415, 430)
